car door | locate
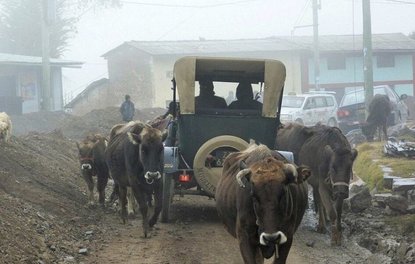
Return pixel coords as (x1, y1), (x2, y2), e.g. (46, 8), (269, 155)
(301, 97), (314, 125)
(313, 96), (327, 124)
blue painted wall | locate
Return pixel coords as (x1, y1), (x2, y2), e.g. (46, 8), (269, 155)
(308, 53), (414, 96)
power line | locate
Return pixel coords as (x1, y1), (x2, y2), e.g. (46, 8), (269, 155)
(293, 0), (311, 28)
(120, 0), (261, 8)
(385, 0), (415, 4)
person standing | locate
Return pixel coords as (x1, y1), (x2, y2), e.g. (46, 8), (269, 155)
(120, 94), (135, 122)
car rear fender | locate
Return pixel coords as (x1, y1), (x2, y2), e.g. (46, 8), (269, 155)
(164, 147), (179, 173)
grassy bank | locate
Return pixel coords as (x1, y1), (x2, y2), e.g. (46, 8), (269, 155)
(354, 142), (414, 190)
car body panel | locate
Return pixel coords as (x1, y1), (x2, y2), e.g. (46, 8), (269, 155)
(337, 85), (409, 134)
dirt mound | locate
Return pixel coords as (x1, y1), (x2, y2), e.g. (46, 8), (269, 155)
(0, 107), (165, 263)
(11, 107), (166, 140)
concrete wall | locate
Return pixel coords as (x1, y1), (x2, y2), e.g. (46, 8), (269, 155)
(69, 81), (111, 116)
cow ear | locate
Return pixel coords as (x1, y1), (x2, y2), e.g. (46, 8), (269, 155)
(127, 132), (141, 145)
(297, 165), (311, 183)
(283, 163), (298, 183)
(351, 149), (358, 161)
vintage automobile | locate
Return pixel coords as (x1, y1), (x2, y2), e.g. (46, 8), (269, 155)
(161, 56), (291, 222)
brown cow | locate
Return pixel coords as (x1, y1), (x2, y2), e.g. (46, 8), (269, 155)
(76, 134), (110, 208)
(276, 123), (358, 246)
(105, 121), (167, 237)
(361, 94), (392, 141)
(215, 144), (311, 264)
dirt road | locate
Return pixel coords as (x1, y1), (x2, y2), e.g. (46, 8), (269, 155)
(85, 194), (384, 264)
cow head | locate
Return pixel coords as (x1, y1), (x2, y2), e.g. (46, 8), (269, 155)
(127, 126), (167, 184)
(235, 157), (311, 256)
(323, 145), (358, 200)
(76, 140), (96, 176)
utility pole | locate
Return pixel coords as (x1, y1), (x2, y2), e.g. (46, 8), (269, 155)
(312, 0), (321, 90)
(363, 0), (373, 117)
(41, 0), (55, 111)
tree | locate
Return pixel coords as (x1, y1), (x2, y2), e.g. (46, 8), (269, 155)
(0, 0), (119, 58)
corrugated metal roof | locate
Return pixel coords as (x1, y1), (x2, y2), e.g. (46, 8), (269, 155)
(103, 33), (415, 57)
(0, 53), (84, 68)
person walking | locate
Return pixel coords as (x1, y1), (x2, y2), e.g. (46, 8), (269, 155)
(120, 94), (135, 122)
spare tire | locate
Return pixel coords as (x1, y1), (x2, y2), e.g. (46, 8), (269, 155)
(193, 135), (249, 196)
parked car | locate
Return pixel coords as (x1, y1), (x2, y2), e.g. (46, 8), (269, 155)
(336, 85), (409, 134)
(161, 56), (292, 222)
(279, 92), (339, 127)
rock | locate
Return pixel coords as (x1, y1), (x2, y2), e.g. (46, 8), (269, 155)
(349, 178), (367, 195)
(392, 178), (415, 193)
(405, 243), (415, 263)
(395, 242), (409, 263)
(373, 193), (393, 208)
(306, 240), (315, 247)
(63, 256), (75, 263)
(383, 175), (401, 190)
(78, 248), (88, 255)
(85, 231), (93, 235)
(344, 186), (372, 213)
(385, 195), (408, 213)
(407, 204), (415, 214)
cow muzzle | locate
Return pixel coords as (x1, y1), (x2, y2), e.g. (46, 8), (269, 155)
(260, 231), (287, 246)
(144, 171), (161, 184)
(81, 164), (92, 170)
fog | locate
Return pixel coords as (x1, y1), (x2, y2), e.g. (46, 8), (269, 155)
(62, 0), (415, 101)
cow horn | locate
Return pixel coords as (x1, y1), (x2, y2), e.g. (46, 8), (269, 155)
(236, 168), (251, 188)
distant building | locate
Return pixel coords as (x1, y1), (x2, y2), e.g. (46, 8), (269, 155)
(64, 78), (110, 116)
(72, 33), (415, 109)
(0, 53), (83, 114)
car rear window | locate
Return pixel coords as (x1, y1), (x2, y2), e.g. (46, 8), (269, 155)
(340, 87), (387, 106)
(282, 96), (304, 108)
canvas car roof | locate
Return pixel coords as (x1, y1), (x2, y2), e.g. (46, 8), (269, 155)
(173, 56), (286, 117)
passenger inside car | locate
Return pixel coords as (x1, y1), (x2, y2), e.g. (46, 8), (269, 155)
(228, 81), (262, 110)
(195, 79), (227, 109)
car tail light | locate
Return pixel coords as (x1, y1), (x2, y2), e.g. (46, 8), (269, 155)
(337, 109), (350, 118)
(178, 171), (191, 182)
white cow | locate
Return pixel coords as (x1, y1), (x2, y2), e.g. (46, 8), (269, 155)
(0, 112), (12, 143)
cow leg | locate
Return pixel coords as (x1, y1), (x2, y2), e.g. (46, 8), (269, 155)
(126, 187), (136, 216)
(83, 174), (95, 206)
(131, 184), (150, 238)
(318, 185), (341, 246)
(149, 183), (162, 227)
(97, 174), (109, 208)
(382, 124), (388, 141)
(118, 185), (128, 224)
(313, 186), (326, 233)
(108, 182), (119, 205)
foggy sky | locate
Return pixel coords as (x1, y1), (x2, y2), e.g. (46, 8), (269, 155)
(62, 0), (415, 101)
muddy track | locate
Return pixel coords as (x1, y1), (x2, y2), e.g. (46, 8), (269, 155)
(84, 194), (383, 264)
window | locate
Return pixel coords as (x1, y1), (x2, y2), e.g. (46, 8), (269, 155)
(315, 97), (326, 108)
(326, 96), (335, 106)
(377, 54), (395, 68)
(327, 54), (346, 70)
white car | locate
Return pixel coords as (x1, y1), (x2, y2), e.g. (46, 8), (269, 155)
(280, 92), (338, 127)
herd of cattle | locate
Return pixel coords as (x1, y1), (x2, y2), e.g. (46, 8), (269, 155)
(73, 116), (358, 264)
(1, 104), (390, 263)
